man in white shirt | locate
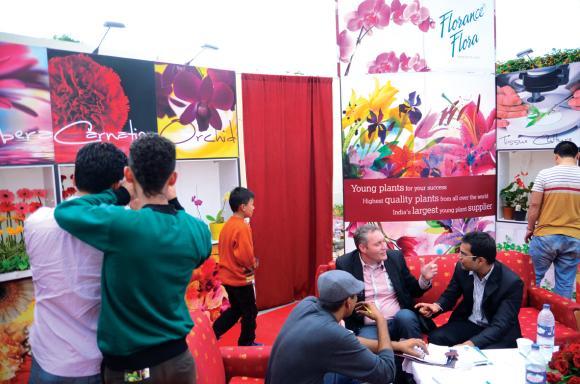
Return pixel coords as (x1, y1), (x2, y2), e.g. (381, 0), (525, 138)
(25, 142), (127, 383)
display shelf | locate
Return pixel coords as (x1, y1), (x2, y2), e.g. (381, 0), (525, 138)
(56, 163), (76, 202)
(496, 150), (553, 218)
(0, 270), (32, 282)
(175, 158), (239, 225)
(0, 164), (57, 207)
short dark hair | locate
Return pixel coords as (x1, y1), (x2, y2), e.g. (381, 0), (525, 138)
(129, 134), (176, 197)
(229, 187), (254, 212)
(554, 141), (578, 158)
(461, 231), (496, 264)
(74, 142), (127, 194)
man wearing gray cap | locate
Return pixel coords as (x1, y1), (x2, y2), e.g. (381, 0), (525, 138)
(265, 270), (396, 384)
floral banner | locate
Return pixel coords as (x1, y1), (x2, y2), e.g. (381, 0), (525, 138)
(155, 64), (238, 159)
(47, 50), (158, 163)
(496, 61), (580, 150)
(0, 279), (34, 381)
(342, 72), (496, 254)
(336, 0), (495, 77)
(0, 43), (54, 165)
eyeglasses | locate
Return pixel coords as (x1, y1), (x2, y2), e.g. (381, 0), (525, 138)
(458, 252), (479, 259)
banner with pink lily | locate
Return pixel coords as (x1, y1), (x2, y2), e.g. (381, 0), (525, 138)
(337, 0), (495, 77)
(342, 72), (496, 255)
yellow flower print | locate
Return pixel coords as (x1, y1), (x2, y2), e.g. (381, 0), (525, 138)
(6, 226), (23, 236)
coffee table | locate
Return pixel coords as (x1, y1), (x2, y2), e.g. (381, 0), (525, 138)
(403, 348), (527, 384)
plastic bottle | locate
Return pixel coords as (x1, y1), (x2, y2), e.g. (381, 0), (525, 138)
(525, 344), (546, 384)
(536, 304), (555, 361)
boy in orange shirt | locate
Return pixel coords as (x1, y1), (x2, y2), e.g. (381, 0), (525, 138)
(212, 187), (261, 346)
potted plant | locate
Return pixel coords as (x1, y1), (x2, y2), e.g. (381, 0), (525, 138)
(500, 173), (533, 221)
(499, 182), (517, 220)
(0, 188), (48, 274)
(206, 192), (230, 241)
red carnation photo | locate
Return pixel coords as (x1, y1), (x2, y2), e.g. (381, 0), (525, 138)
(49, 54), (129, 132)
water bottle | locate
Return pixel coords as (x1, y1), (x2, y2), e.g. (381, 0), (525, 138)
(536, 304), (555, 361)
(525, 344), (546, 384)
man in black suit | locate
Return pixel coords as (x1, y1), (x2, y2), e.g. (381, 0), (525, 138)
(336, 224), (438, 341)
(415, 232), (523, 348)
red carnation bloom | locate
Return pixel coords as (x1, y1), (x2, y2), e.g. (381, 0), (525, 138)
(554, 358), (569, 375)
(49, 54), (129, 133)
(0, 190), (15, 203)
(17, 188), (33, 201)
(572, 351), (580, 367)
(546, 371), (562, 383)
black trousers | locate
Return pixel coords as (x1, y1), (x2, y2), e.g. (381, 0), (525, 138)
(212, 284), (258, 346)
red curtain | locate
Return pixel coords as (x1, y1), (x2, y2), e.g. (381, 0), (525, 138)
(242, 74), (333, 309)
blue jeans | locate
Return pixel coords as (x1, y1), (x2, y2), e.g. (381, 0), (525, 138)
(29, 357), (101, 384)
(358, 309), (422, 341)
(529, 234), (580, 299)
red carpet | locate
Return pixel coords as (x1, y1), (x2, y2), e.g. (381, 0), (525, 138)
(217, 302), (297, 347)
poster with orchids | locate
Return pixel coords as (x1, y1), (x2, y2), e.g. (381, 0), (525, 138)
(342, 72), (496, 255)
(155, 64), (239, 159)
(336, 0), (495, 77)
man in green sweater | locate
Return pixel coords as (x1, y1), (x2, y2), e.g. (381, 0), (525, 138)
(55, 134), (212, 383)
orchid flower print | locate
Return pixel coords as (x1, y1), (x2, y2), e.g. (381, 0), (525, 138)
(157, 64), (235, 133)
(337, 0), (435, 76)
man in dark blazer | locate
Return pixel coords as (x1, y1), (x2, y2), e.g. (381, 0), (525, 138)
(336, 224), (438, 341)
(415, 231), (523, 348)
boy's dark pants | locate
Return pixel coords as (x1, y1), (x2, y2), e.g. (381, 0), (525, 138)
(212, 284), (258, 346)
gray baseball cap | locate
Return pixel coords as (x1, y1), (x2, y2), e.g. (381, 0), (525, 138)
(318, 270), (364, 303)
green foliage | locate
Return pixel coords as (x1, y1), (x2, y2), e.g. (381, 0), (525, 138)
(333, 204), (344, 216)
(496, 48), (580, 74)
(496, 241), (529, 254)
(526, 105), (549, 127)
(0, 242), (29, 273)
(499, 180), (534, 209)
(52, 34), (80, 43)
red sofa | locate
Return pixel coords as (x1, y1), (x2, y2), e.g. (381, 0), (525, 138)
(316, 250), (580, 346)
(186, 310), (271, 383)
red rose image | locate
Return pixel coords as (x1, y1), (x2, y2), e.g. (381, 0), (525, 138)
(49, 54), (129, 133)
(569, 376), (580, 384)
(553, 358), (569, 375)
(546, 371), (562, 383)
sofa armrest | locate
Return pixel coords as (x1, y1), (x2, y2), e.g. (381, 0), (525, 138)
(528, 286), (580, 331)
(220, 345), (272, 380)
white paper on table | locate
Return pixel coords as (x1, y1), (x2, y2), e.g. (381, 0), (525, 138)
(401, 343), (450, 366)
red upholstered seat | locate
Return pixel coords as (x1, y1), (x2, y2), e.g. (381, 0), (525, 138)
(317, 251), (580, 346)
(186, 310), (270, 384)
